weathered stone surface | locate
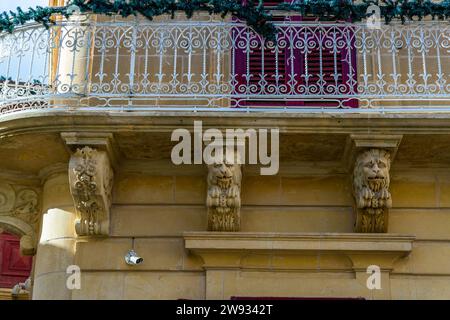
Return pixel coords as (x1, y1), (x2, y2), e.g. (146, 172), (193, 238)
(353, 149), (392, 233)
(69, 147), (113, 236)
(206, 152), (241, 231)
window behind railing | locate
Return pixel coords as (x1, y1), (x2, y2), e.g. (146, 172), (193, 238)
(232, 0), (357, 108)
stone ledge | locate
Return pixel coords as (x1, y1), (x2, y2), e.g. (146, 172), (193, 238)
(184, 232), (415, 253)
(184, 232), (415, 271)
(5, 110), (450, 139)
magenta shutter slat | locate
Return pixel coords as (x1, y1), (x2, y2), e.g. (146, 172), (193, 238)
(261, 0), (285, 6)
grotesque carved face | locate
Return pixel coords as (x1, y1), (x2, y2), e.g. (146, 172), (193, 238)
(354, 149), (391, 192)
(207, 150), (241, 189)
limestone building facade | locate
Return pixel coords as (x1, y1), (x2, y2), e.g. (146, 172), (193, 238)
(1, 0), (450, 299)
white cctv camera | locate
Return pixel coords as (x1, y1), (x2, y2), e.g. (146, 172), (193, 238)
(125, 249), (143, 265)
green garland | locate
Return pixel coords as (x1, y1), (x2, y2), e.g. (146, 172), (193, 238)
(277, 0), (450, 24)
(1, 0), (450, 40)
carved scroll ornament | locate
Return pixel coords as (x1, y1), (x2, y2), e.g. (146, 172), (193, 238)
(69, 146), (113, 236)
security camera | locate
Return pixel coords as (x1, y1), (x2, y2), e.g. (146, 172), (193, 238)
(125, 249), (143, 265)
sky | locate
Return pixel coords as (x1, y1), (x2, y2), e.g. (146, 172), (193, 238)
(0, 1), (51, 83)
(0, 1), (49, 13)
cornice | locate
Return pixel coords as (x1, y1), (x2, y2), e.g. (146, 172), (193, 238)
(3, 110), (450, 138)
(184, 232), (416, 271)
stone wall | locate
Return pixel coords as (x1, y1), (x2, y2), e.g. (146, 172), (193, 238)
(63, 166), (450, 299)
(1, 115), (449, 300)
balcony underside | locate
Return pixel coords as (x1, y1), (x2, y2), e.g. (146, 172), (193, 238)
(1, 110), (450, 178)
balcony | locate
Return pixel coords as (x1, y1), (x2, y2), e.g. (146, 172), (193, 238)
(1, 14), (450, 114)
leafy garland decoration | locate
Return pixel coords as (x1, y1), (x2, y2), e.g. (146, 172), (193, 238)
(0, 0), (449, 40)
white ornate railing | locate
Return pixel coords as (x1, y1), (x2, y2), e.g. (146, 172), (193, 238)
(1, 16), (450, 114)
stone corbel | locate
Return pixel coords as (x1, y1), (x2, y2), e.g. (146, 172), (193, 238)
(206, 147), (242, 232)
(0, 182), (41, 255)
(345, 134), (403, 233)
(62, 133), (116, 237)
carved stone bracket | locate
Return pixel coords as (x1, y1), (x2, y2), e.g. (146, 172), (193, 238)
(346, 134), (403, 233)
(343, 134), (403, 170)
(184, 232), (415, 269)
(0, 182), (41, 255)
(353, 149), (392, 232)
(206, 150), (242, 231)
(62, 133), (117, 237)
(68, 146), (113, 236)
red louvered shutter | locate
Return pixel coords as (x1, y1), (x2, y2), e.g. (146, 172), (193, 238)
(233, 0), (292, 107)
(298, 17), (358, 107)
(246, 13), (289, 107)
(0, 232), (33, 289)
(232, 3), (357, 108)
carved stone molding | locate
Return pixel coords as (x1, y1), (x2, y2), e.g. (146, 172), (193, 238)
(68, 146), (113, 236)
(353, 148), (392, 233)
(0, 182), (41, 255)
(206, 152), (242, 232)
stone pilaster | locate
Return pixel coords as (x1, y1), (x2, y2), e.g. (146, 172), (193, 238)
(33, 165), (76, 300)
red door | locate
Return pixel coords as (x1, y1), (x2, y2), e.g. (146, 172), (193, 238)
(0, 232), (33, 288)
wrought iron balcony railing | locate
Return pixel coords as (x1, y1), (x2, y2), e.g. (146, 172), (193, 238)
(1, 15), (450, 114)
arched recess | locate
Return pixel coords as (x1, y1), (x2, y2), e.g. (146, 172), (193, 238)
(0, 181), (40, 298)
(0, 182), (41, 256)
(0, 216), (37, 256)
